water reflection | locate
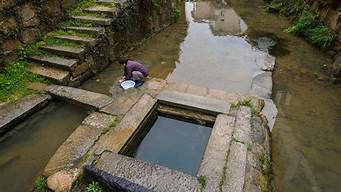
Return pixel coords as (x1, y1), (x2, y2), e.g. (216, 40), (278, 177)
(168, 1), (262, 94)
(191, 0), (247, 36)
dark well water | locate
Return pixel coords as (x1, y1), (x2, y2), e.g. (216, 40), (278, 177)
(0, 102), (87, 192)
(131, 115), (212, 176)
(81, 0), (341, 191)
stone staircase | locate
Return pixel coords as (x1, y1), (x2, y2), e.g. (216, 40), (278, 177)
(27, 0), (120, 86)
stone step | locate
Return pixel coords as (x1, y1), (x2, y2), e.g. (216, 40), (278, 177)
(96, 0), (115, 3)
(85, 6), (117, 16)
(157, 90), (231, 115)
(64, 26), (105, 35)
(40, 45), (85, 59)
(28, 55), (78, 71)
(54, 35), (98, 46)
(71, 16), (113, 26)
(28, 63), (70, 85)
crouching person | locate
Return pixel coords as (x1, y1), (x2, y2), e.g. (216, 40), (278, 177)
(118, 59), (149, 88)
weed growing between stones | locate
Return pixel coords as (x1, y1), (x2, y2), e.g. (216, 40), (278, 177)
(60, 19), (94, 28)
(86, 181), (103, 192)
(17, 43), (49, 60)
(198, 175), (207, 192)
(32, 176), (47, 192)
(70, 0), (115, 17)
(231, 99), (259, 114)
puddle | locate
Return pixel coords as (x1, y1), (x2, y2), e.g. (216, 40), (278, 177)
(0, 102), (87, 192)
(129, 114), (212, 176)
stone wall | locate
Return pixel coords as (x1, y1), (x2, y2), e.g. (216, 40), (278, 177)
(0, 0), (78, 62)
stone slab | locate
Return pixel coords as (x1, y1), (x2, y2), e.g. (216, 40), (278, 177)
(64, 26), (105, 35)
(92, 94), (156, 154)
(94, 152), (200, 192)
(71, 16), (113, 26)
(85, 6), (117, 16)
(261, 98), (278, 131)
(40, 45), (85, 59)
(0, 94), (50, 136)
(157, 90), (230, 115)
(198, 114), (235, 191)
(54, 35), (98, 46)
(100, 95), (140, 116)
(28, 63), (70, 85)
(43, 112), (114, 176)
(250, 71), (272, 99)
(84, 165), (154, 192)
(256, 51), (275, 71)
(233, 107), (252, 143)
(28, 55), (78, 70)
(222, 141), (247, 192)
(46, 85), (114, 110)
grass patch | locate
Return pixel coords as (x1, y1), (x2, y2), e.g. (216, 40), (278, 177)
(17, 43), (49, 60)
(198, 175), (207, 192)
(42, 37), (84, 48)
(306, 26), (334, 48)
(60, 19), (94, 28)
(69, 0), (114, 17)
(86, 181), (103, 192)
(33, 176), (47, 192)
(0, 61), (45, 102)
(231, 99), (259, 114)
(48, 30), (95, 38)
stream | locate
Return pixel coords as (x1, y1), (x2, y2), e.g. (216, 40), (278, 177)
(0, 102), (87, 192)
(83, 0), (341, 191)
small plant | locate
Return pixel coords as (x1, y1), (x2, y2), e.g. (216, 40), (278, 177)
(284, 11), (317, 35)
(198, 175), (207, 191)
(33, 177), (47, 192)
(231, 99), (259, 114)
(172, 7), (180, 19)
(307, 26), (334, 48)
(60, 19), (94, 28)
(17, 44), (48, 60)
(86, 181), (103, 192)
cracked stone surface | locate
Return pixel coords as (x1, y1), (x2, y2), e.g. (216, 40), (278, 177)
(233, 107), (252, 143)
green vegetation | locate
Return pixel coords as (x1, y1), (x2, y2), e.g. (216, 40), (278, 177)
(86, 181), (103, 192)
(0, 61), (45, 102)
(264, 0), (335, 49)
(60, 19), (94, 27)
(258, 153), (273, 191)
(231, 99), (258, 114)
(33, 177), (47, 192)
(69, 0), (114, 17)
(198, 175), (207, 192)
(172, 7), (181, 19)
(17, 43), (49, 60)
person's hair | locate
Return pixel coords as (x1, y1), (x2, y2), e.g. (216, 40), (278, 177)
(118, 58), (128, 65)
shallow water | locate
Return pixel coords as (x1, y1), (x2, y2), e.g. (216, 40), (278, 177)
(132, 115), (212, 176)
(0, 102), (87, 192)
(82, 0), (341, 191)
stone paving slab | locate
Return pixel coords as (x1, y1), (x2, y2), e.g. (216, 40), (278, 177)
(94, 152), (200, 192)
(46, 85), (114, 110)
(198, 114), (235, 192)
(92, 94), (157, 154)
(233, 107), (252, 143)
(222, 141), (247, 192)
(43, 112), (115, 176)
(250, 71), (272, 99)
(100, 95), (141, 116)
(0, 94), (51, 136)
(157, 90), (230, 115)
(71, 16), (113, 26)
(28, 63), (71, 85)
(64, 26), (105, 35)
(40, 45), (85, 59)
(28, 55), (78, 70)
(256, 51), (276, 71)
(54, 35), (98, 46)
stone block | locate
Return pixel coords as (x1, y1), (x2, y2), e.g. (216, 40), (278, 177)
(222, 141), (247, 192)
(0, 94), (50, 136)
(198, 114), (235, 191)
(157, 90), (230, 115)
(94, 152), (200, 192)
(93, 94), (156, 154)
(46, 85), (114, 110)
(19, 3), (40, 27)
(233, 107), (252, 143)
(250, 71), (272, 99)
(47, 169), (79, 192)
(21, 28), (41, 43)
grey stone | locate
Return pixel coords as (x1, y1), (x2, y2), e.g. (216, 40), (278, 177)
(47, 169), (79, 192)
(40, 45), (85, 59)
(92, 94), (156, 154)
(100, 95), (141, 115)
(71, 16), (113, 26)
(250, 71), (272, 99)
(256, 51), (275, 71)
(21, 28), (41, 43)
(95, 152), (200, 192)
(64, 26), (105, 35)
(260, 99), (278, 131)
(251, 116), (266, 144)
(46, 85), (114, 110)
(157, 90), (230, 115)
(222, 141), (247, 192)
(20, 3), (40, 27)
(84, 165), (154, 192)
(0, 94), (50, 136)
(233, 107), (252, 143)
(198, 114), (235, 191)
(82, 112), (115, 130)
(85, 6), (118, 16)
(54, 35), (98, 46)
(43, 116), (110, 176)
(28, 55), (78, 70)
(28, 63), (70, 85)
